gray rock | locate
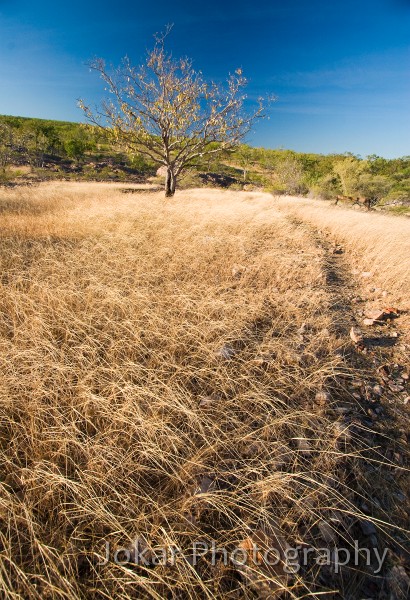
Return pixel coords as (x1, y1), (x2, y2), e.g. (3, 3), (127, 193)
(294, 437), (312, 455)
(350, 326), (364, 344)
(389, 382), (404, 392)
(351, 379), (363, 388)
(387, 565), (410, 600)
(318, 521), (338, 544)
(360, 520), (377, 536)
(334, 405), (352, 415)
(215, 345), (236, 360)
(315, 391), (331, 405)
(198, 394), (220, 408)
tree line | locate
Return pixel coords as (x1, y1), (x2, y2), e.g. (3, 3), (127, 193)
(1, 114), (409, 208)
(228, 146), (410, 207)
(0, 114), (156, 181)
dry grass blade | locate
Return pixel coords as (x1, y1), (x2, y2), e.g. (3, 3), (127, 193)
(0, 183), (408, 599)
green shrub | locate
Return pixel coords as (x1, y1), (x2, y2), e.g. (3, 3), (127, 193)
(310, 174), (341, 199)
(228, 182), (243, 191)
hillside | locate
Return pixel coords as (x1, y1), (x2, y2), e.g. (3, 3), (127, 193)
(1, 115), (410, 213)
(0, 182), (409, 599)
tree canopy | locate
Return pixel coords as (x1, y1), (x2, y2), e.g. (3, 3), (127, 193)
(79, 29), (267, 196)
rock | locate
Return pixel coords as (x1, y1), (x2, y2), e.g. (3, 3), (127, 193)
(318, 521), (338, 544)
(383, 306), (400, 316)
(333, 422), (351, 443)
(335, 405), (352, 415)
(232, 264), (246, 278)
(198, 394), (220, 409)
(365, 309), (387, 321)
(196, 476), (214, 494)
(127, 535), (170, 565)
(237, 525), (294, 598)
(215, 345), (236, 360)
(387, 565), (410, 600)
(242, 441), (265, 458)
(294, 437), (312, 455)
(362, 271), (372, 278)
(389, 382), (404, 393)
(394, 491), (406, 502)
(394, 452), (403, 465)
(403, 397), (409, 406)
(378, 364), (390, 378)
(360, 520), (377, 536)
(350, 326), (364, 344)
(360, 501), (371, 514)
(363, 318), (376, 326)
(401, 372), (409, 381)
(297, 322), (307, 335)
(351, 379), (363, 388)
(251, 353), (274, 365)
(315, 391), (331, 405)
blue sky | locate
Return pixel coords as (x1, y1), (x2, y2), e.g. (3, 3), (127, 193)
(0, 0), (409, 157)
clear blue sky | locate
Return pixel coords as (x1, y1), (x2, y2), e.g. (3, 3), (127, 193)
(0, 0), (409, 157)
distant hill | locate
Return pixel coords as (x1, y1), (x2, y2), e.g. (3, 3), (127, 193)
(1, 114), (409, 211)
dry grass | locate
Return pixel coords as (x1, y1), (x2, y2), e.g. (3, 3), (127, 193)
(275, 196), (410, 305)
(0, 183), (408, 599)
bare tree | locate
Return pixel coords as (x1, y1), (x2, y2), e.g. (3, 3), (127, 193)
(79, 28), (267, 196)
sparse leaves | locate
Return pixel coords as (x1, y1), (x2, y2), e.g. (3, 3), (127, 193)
(79, 32), (268, 195)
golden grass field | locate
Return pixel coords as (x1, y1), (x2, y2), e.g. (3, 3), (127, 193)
(0, 182), (409, 599)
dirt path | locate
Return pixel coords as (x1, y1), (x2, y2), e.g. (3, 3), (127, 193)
(279, 208), (410, 598)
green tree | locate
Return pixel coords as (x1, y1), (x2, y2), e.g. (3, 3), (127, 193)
(235, 144), (254, 183)
(311, 173), (341, 199)
(79, 29), (267, 196)
(333, 157), (366, 196)
(64, 139), (88, 163)
(357, 173), (393, 205)
(0, 123), (14, 174)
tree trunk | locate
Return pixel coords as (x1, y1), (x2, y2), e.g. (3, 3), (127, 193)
(165, 167), (176, 197)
